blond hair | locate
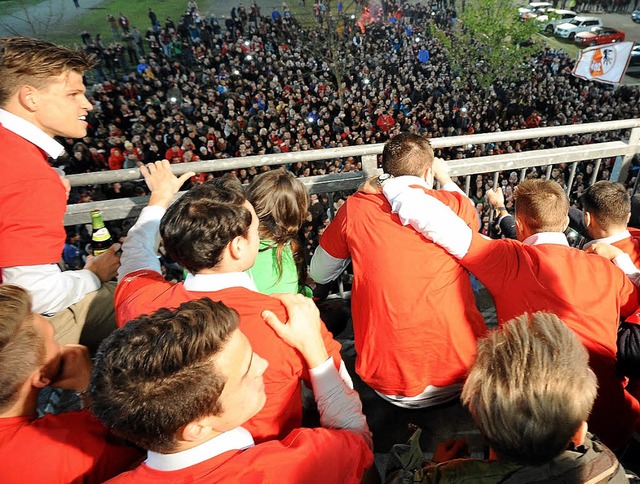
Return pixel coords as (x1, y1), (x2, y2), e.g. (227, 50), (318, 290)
(462, 312), (597, 465)
(0, 37), (95, 107)
(514, 179), (569, 233)
(0, 285), (44, 411)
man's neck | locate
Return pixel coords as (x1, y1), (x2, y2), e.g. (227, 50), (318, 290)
(591, 225), (628, 240)
(0, 387), (38, 419)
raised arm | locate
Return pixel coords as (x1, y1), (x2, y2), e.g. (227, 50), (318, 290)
(382, 176), (473, 259)
(117, 161), (194, 280)
(262, 293), (372, 449)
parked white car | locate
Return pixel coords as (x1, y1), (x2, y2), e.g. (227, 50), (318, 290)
(555, 16), (602, 40)
(536, 9), (577, 33)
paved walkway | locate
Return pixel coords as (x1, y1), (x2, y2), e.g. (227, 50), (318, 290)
(0, 0), (285, 38)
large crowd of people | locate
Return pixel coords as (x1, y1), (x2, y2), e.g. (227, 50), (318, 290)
(2, 0), (640, 481)
(54, 0), (639, 261)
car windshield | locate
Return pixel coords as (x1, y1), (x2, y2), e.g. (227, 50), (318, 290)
(569, 19), (580, 25)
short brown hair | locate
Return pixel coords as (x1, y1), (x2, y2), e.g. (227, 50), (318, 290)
(382, 132), (434, 177)
(0, 285), (44, 412)
(89, 298), (239, 453)
(0, 37), (95, 107)
(581, 181), (630, 231)
(247, 169), (308, 281)
(514, 179), (569, 233)
(462, 312), (597, 465)
(160, 174), (252, 274)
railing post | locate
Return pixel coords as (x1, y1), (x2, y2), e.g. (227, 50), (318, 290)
(613, 126), (640, 184)
(361, 154), (380, 178)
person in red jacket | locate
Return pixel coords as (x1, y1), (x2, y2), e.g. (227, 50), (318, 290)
(381, 176), (640, 451)
(580, 181), (640, 265)
(115, 161), (350, 444)
(0, 37), (120, 353)
(90, 294), (373, 483)
(311, 133), (486, 409)
(376, 109), (395, 133)
(0, 285), (142, 484)
(164, 144), (184, 163)
(108, 147), (125, 170)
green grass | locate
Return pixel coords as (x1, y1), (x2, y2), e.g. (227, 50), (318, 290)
(43, 0), (219, 46)
(537, 32), (580, 60)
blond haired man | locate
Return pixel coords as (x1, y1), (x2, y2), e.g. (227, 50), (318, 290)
(0, 38), (120, 351)
(390, 313), (632, 482)
(0, 285), (142, 483)
(381, 177), (640, 450)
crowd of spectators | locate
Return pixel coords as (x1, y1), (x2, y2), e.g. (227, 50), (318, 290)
(59, 0), (638, 266)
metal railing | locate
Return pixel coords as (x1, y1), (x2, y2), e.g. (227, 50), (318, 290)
(64, 118), (640, 226)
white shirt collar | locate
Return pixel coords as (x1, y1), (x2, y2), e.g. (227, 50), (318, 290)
(183, 271), (258, 292)
(394, 174), (432, 190)
(145, 427), (254, 471)
(582, 230), (630, 250)
(522, 232), (569, 247)
(0, 108), (65, 159)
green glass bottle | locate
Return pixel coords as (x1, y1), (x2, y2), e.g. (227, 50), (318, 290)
(90, 210), (113, 256)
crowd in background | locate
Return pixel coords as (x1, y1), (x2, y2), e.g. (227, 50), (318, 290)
(59, 0), (639, 270)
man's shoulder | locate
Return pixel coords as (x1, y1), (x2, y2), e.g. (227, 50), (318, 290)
(0, 410), (106, 449)
(213, 288), (287, 318)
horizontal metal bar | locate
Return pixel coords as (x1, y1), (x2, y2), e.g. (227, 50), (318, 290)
(446, 141), (632, 177)
(64, 172), (366, 225)
(65, 119), (640, 187)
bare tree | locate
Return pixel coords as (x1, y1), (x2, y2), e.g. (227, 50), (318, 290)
(0, 0), (66, 38)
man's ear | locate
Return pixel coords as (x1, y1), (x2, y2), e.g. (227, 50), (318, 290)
(583, 211), (592, 228)
(30, 369), (51, 390)
(18, 85), (39, 112)
(627, 212), (631, 225)
(228, 236), (244, 261)
(563, 215), (570, 232)
(180, 417), (216, 443)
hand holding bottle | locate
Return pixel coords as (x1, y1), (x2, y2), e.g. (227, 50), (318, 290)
(85, 243), (121, 282)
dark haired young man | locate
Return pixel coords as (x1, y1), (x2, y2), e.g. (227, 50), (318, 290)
(115, 161), (348, 444)
(90, 295), (373, 483)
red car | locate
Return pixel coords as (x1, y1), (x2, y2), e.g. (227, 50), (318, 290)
(575, 26), (625, 47)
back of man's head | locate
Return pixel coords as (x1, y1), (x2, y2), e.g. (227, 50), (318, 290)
(580, 181), (630, 231)
(89, 298), (239, 453)
(514, 179), (569, 234)
(0, 285), (43, 412)
(160, 174), (252, 274)
(0, 37), (95, 107)
(462, 312), (597, 465)
(381, 132), (433, 177)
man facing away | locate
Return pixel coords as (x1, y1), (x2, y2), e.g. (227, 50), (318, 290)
(115, 161), (348, 443)
(0, 285), (142, 484)
(390, 312), (634, 483)
(310, 133), (486, 409)
(580, 181), (640, 265)
(89, 295), (373, 483)
(381, 176), (640, 450)
(0, 37), (120, 352)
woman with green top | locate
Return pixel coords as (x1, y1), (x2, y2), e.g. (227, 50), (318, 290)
(246, 169), (310, 295)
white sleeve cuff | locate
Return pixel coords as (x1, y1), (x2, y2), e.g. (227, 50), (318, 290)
(613, 253), (640, 275)
(308, 357), (340, 396)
